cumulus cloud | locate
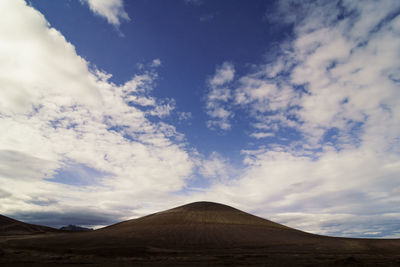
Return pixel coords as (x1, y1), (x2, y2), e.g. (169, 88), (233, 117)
(0, 0), (193, 224)
(83, 0), (130, 27)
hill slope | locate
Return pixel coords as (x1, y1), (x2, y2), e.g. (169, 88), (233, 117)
(0, 214), (58, 235)
(109, 201), (289, 227)
(96, 201), (311, 247)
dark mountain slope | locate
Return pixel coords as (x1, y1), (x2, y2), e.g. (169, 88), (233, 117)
(0, 214), (58, 235)
(109, 201), (290, 227)
(95, 201), (312, 247)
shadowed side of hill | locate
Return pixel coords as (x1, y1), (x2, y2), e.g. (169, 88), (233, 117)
(91, 201), (315, 248)
(0, 214), (59, 235)
(107, 201), (293, 228)
(151, 201), (291, 226)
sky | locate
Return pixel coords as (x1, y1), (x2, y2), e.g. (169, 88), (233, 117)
(0, 0), (400, 238)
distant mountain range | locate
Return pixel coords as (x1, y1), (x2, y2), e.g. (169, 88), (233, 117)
(1, 202), (400, 266)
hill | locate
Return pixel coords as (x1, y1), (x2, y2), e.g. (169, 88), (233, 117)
(1, 202), (400, 266)
(0, 214), (58, 236)
(96, 201), (312, 247)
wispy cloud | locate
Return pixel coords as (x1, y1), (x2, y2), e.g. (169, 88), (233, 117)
(199, 152), (233, 182)
(83, 0), (130, 27)
(150, 58), (162, 68)
(205, 62), (235, 131)
(177, 111), (192, 122)
(199, 14), (214, 22)
(250, 132), (275, 139)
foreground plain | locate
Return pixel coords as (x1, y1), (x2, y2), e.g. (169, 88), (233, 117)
(1, 202), (400, 266)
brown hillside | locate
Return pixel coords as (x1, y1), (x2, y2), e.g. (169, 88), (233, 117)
(0, 214), (58, 236)
(94, 201), (310, 248)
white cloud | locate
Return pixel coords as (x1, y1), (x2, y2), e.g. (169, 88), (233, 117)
(178, 111), (192, 121)
(206, 120), (232, 131)
(0, 0), (193, 222)
(250, 132), (274, 139)
(83, 0), (130, 27)
(125, 94), (156, 107)
(205, 62), (235, 131)
(209, 62), (235, 87)
(199, 152), (231, 181)
(148, 99), (175, 118)
(150, 58), (162, 67)
(0, 2), (101, 116)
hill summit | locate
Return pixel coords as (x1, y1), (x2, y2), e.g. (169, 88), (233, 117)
(169, 201), (238, 211)
(120, 201), (289, 227)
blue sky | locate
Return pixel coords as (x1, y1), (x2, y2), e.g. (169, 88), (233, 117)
(1, 0), (400, 238)
(29, 0), (289, 160)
